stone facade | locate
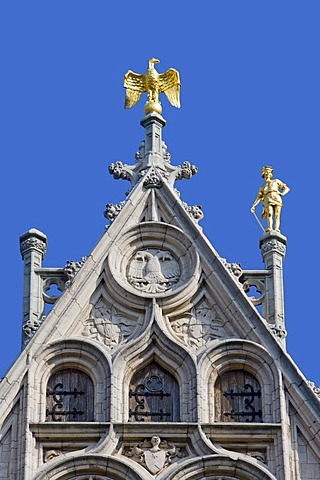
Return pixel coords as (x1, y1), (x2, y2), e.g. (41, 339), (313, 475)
(0, 112), (319, 479)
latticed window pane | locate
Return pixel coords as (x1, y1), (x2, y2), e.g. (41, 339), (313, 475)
(129, 361), (180, 421)
(214, 370), (263, 423)
(46, 368), (94, 422)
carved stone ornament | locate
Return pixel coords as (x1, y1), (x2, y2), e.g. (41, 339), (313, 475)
(23, 316), (45, 342)
(242, 278), (266, 306)
(248, 451), (267, 464)
(176, 161), (198, 180)
(104, 200), (125, 222)
(182, 201), (204, 222)
(108, 160), (130, 180)
(169, 301), (226, 350)
(20, 236), (47, 257)
(142, 167), (165, 189)
(124, 436), (184, 475)
(127, 249), (180, 294)
(44, 450), (61, 463)
(64, 256), (87, 287)
(307, 381), (320, 400)
(268, 324), (287, 340)
(260, 238), (286, 256)
(107, 223), (200, 306)
(220, 258), (243, 278)
(82, 299), (136, 349)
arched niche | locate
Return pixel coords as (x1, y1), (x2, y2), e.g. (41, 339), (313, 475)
(198, 339), (281, 423)
(46, 368), (94, 422)
(129, 360), (180, 422)
(214, 369), (263, 423)
(113, 329), (198, 422)
(31, 339), (111, 423)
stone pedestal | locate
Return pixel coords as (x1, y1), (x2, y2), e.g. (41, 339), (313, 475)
(140, 112), (166, 168)
(259, 231), (287, 343)
(20, 228), (47, 346)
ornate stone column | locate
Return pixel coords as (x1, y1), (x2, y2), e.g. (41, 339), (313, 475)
(259, 231), (287, 344)
(19, 228), (47, 346)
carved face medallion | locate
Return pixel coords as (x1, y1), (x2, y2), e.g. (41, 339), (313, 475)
(127, 249), (180, 294)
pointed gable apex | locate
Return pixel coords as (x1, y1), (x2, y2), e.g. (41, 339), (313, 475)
(1, 82), (319, 479)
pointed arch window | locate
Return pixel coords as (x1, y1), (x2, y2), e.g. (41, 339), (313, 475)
(46, 368), (94, 422)
(129, 361), (180, 422)
(214, 370), (263, 423)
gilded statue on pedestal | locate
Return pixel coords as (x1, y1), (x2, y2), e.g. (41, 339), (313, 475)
(124, 58), (180, 115)
(251, 166), (290, 233)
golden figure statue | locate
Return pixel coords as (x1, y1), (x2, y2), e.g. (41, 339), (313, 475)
(124, 58), (180, 115)
(251, 166), (290, 233)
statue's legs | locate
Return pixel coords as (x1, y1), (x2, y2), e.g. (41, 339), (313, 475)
(274, 205), (281, 232)
(265, 206), (273, 232)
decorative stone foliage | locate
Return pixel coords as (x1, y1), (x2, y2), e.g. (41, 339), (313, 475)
(64, 256), (87, 287)
(104, 201), (126, 222)
(181, 201), (204, 222)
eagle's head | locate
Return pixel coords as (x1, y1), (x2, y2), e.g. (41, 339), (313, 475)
(148, 58), (160, 68)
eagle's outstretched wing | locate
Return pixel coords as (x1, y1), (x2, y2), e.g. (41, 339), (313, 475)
(155, 251), (180, 281)
(124, 70), (146, 109)
(127, 251), (152, 281)
(158, 68), (181, 108)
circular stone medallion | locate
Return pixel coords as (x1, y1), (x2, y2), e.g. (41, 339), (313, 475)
(107, 223), (199, 304)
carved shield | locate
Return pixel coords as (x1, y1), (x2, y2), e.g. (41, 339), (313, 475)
(144, 450), (166, 474)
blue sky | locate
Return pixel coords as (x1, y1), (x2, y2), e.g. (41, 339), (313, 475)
(0, 1), (319, 385)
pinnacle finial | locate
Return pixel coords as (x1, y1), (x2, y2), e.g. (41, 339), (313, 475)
(124, 58), (181, 115)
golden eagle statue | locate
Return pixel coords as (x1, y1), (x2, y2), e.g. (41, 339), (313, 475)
(124, 58), (180, 115)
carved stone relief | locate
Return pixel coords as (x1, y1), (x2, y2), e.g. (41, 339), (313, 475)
(20, 236), (47, 257)
(260, 238), (286, 256)
(127, 249), (180, 294)
(124, 436), (186, 475)
(247, 450), (267, 463)
(82, 299), (137, 349)
(169, 301), (226, 350)
(43, 450), (61, 463)
(107, 223), (200, 308)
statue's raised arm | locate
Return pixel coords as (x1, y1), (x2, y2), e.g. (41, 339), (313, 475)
(251, 166), (290, 233)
